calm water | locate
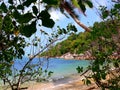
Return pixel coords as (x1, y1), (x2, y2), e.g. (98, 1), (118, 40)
(14, 57), (91, 80)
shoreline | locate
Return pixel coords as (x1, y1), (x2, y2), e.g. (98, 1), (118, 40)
(27, 73), (99, 90)
(26, 71), (98, 90)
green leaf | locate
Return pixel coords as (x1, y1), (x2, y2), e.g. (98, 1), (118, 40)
(32, 6), (38, 16)
(62, 28), (67, 34)
(9, 5), (15, 10)
(39, 10), (50, 19)
(18, 48), (24, 55)
(48, 71), (53, 76)
(23, 0), (37, 7)
(39, 10), (55, 28)
(43, 0), (58, 5)
(3, 15), (13, 33)
(20, 21), (36, 37)
(113, 61), (119, 68)
(101, 72), (106, 79)
(0, 2), (8, 13)
(19, 13), (34, 23)
(8, 0), (13, 4)
(86, 1), (93, 8)
(0, 15), (2, 30)
(111, 9), (117, 15)
(71, 0), (79, 8)
(102, 10), (109, 19)
(76, 66), (83, 73)
(13, 10), (21, 20)
(41, 18), (55, 28)
(13, 11), (34, 23)
(114, 4), (120, 9)
(78, 0), (86, 13)
(86, 79), (91, 85)
(17, 5), (24, 10)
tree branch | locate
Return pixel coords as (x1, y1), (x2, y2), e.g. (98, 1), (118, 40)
(17, 37), (63, 89)
(60, 0), (92, 32)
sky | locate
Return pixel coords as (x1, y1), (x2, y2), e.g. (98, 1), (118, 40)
(49, 0), (112, 32)
(24, 0), (113, 56)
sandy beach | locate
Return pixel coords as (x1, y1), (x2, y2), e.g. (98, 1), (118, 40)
(27, 74), (100, 90)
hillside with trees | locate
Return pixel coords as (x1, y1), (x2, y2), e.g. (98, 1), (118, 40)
(41, 19), (119, 58)
(41, 2), (120, 88)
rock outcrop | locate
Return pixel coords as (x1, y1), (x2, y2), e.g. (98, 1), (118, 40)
(60, 51), (94, 60)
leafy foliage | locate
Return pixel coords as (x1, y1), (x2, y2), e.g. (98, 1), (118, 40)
(41, 31), (91, 56)
(3, 0), (120, 90)
(0, 0), (93, 89)
(81, 1), (120, 89)
(0, 0), (57, 89)
(42, 1), (120, 89)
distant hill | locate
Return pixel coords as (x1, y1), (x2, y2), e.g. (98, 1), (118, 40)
(41, 20), (119, 58)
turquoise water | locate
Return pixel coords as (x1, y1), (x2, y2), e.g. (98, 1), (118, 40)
(14, 57), (91, 80)
(47, 58), (90, 79)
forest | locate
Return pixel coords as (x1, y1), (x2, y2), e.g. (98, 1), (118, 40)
(41, 19), (119, 58)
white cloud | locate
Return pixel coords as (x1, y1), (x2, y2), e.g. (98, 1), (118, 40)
(49, 10), (65, 21)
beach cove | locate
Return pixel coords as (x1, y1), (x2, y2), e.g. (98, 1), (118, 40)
(27, 73), (100, 90)
(24, 58), (99, 90)
(1, 57), (97, 90)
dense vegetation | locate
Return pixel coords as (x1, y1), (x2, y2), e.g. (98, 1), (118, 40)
(41, 19), (118, 57)
(0, 0), (93, 90)
(42, 1), (120, 89)
(0, 0), (120, 90)
(41, 31), (90, 56)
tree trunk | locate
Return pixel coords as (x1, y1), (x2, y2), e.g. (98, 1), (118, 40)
(70, 13), (91, 32)
(61, 0), (92, 32)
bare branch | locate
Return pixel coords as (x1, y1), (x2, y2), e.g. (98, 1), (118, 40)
(17, 37), (64, 88)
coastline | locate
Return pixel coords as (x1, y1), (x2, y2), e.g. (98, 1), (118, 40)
(27, 73), (100, 90)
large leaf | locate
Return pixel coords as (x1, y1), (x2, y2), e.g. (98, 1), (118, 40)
(23, 0), (37, 7)
(0, 2), (8, 13)
(39, 10), (55, 28)
(20, 21), (36, 37)
(9, 5), (16, 10)
(8, 0), (13, 4)
(19, 13), (34, 23)
(3, 15), (13, 33)
(13, 10), (34, 23)
(13, 10), (21, 20)
(17, 5), (24, 10)
(43, 0), (58, 5)
(41, 18), (55, 28)
(39, 10), (50, 19)
(32, 6), (38, 16)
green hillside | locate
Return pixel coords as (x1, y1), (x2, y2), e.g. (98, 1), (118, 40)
(41, 19), (119, 57)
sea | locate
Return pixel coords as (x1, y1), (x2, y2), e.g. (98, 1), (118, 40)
(13, 57), (91, 81)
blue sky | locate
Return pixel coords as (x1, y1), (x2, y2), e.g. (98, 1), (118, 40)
(24, 0), (112, 56)
(49, 0), (112, 32)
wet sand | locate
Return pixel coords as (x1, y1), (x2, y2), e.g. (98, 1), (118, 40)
(27, 74), (100, 90)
